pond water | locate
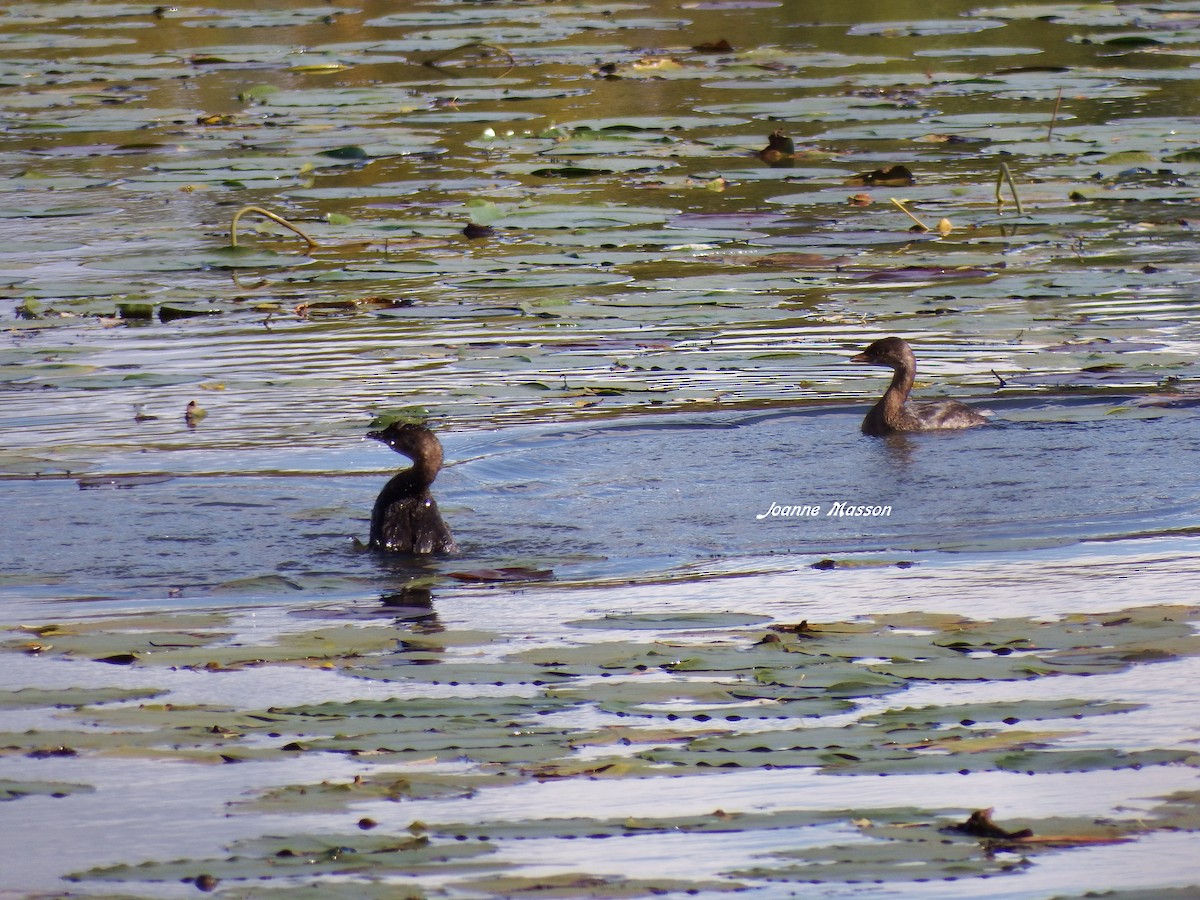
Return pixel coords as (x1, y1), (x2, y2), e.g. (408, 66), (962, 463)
(5, 400), (1200, 604)
(2, 0), (1200, 896)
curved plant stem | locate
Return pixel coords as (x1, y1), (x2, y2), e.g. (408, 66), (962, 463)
(230, 206), (318, 250)
(230, 272), (269, 291)
(424, 42), (515, 76)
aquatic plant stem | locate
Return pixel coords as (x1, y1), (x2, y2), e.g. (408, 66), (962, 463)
(994, 164), (1024, 215)
(1047, 87), (1063, 141)
(229, 206), (318, 250)
(424, 42), (515, 76)
(889, 198), (930, 232)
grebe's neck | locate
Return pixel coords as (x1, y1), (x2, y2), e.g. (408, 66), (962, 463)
(862, 360), (918, 435)
(881, 361), (914, 411)
(409, 447), (442, 488)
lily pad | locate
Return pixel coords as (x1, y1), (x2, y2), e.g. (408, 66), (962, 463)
(71, 832), (496, 884)
(566, 611), (775, 630)
(0, 686), (166, 709)
(236, 771), (520, 814)
(454, 873), (744, 897)
(89, 248), (314, 271)
(0, 779), (96, 802)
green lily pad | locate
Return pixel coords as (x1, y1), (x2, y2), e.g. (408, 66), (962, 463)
(861, 698), (1143, 727)
(454, 873), (745, 897)
(346, 660), (578, 686)
(995, 748), (1198, 775)
(4, 618), (405, 671)
(732, 807), (1143, 884)
(89, 248), (315, 271)
(0, 727), (228, 758)
(731, 828), (1032, 884)
(0, 779), (96, 802)
(0, 686), (167, 710)
(566, 611), (775, 630)
(1145, 790), (1200, 833)
(71, 832), (496, 884)
(236, 771), (520, 814)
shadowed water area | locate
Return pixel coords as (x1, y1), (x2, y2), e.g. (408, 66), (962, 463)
(2, 0), (1200, 896)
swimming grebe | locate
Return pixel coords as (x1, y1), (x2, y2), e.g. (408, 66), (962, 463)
(850, 336), (989, 436)
(367, 422), (457, 554)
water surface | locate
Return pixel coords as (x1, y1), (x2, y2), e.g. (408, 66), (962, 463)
(2, 0), (1200, 895)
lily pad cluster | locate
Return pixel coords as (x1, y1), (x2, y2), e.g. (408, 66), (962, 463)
(3, 601), (1198, 892)
(4, 0), (1200, 463)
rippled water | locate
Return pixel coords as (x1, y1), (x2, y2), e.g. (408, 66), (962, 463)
(3, 0), (1200, 461)
(6, 399), (1200, 606)
(2, 0), (1200, 896)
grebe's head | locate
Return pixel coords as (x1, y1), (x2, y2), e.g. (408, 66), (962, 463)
(367, 422), (444, 469)
(850, 336), (915, 370)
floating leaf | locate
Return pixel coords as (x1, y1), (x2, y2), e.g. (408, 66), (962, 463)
(0, 779), (95, 802)
(0, 687), (166, 710)
(566, 612), (774, 630)
(454, 873), (745, 897)
(446, 567), (554, 583)
(72, 832), (496, 884)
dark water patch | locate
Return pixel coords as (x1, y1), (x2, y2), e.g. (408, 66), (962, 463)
(76, 474), (174, 490)
(451, 402), (1200, 558)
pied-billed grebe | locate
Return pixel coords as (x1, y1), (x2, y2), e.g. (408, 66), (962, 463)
(851, 336), (989, 436)
(368, 422), (457, 554)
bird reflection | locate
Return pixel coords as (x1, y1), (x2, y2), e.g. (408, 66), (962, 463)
(379, 585), (440, 630)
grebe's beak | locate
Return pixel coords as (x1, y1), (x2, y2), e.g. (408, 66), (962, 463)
(365, 430), (384, 443)
(849, 351), (871, 364)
